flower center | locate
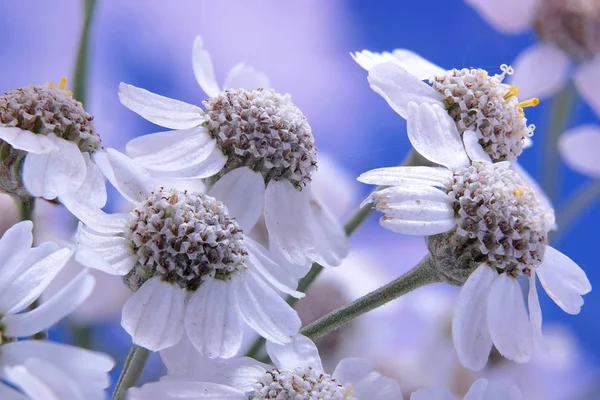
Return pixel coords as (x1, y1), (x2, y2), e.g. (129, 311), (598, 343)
(123, 189), (247, 291)
(0, 79), (101, 154)
(249, 367), (356, 400)
(203, 88), (318, 188)
(533, 0), (600, 61)
(446, 162), (551, 276)
(431, 65), (538, 162)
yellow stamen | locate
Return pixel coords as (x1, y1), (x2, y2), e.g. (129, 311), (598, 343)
(513, 188), (525, 199)
(504, 86), (520, 99)
(518, 98), (540, 108)
(59, 77), (67, 91)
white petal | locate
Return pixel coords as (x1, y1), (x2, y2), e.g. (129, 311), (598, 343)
(75, 224), (136, 275)
(235, 271), (301, 344)
(121, 277), (185, 351)
(352, 50), (403, 72)
(93, 148), (154, 203)
(0, 383), (27, 400)
(264, 180), (317, 265)
(208, 168), (265, 231)
(463, 130), (492, 163)
(510, 44), (570, 100)
(575, 56), (600, 117)
(558, 124), (600, 178)
(487, 274), (533, 363)
(70, 154), (107, 208)
(0, 248), (72, 315)
(23, 135), (86, 200)
(528, 273), (547, 353)
(60, 197), (128, 234)
(357, 166), (452, 187)
(192, 36), (222, 98)
(367, 63), (441, 119)
(334, 358), (402, 400)
(406, 102), (470, 169)
(537, 246), (591, 314)
(308, 193), (349, 267)
(185, 278), (243, 359)
(127, 127), (202, 158)
(465, 0), (535, 33)
(353, 49), (445, 80)
(510, 162), (553, 213)
(464, 378), (522, 400)
(0, 221), (34, 294)
(4, 360), (83, 400)
(130, 381), (246, 400)
(410, 387), (455, 400)
(223, 63), (270, 90)
(118, 83), (205, 130)
(4, 271), (94, 337)
(452, 265), (496, 371)
(0, 126), (58, 153)
(380, 218), (456, 236)
(266, 334), (323, 373)
(145, 145), (227, 180)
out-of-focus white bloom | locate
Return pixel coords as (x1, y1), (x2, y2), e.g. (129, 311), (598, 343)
(357, 108), (591, 370)
(311, 153), (361, 219)
(70, 149), (304, 357)
(0, 79), (108, 211)
(119, 35), (348, 267)
(559, 125), (600, 178)
(465, 0), (600, 117)
(411, 378), (522, 400)
(0, 221), (114, 399)
(130, 334), (402, 400)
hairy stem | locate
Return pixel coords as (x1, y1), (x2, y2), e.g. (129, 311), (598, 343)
(111, 345), (150, 400)
(72, 0), (97, 105)
(18, 196), (35, 222)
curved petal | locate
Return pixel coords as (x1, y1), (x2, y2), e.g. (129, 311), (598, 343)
(192, 36), (222, 98)
(0, 126), (58, 153)
(357, 166), (452, 187)
(510, 44), (570, 100)
(4, 271), (94, 337)
(4, 360), (84, 400)
(129, 381), (246, 400)
(367, 63), (441, 119)
(208, 167), (265, 232)
(223, 63), (270, 90)
(118, 83), (204, 130)
(264, 180), (317, 265)
(308, 193), (349, 267)
(266, 334), (323, 373)
(185, 278), (243, 359)
(406, 102), (470, 169)
(537, 246), (591, 314)
(333, 358), (402, 400)
(464, 378), (523, 400)
(558, 125), (600, 178)
(145, 145), (227, 180)
(93, 148), (153, 204)
(353, 49), (445, 80)
(69, 154), (107, 208)
(60, 197), (128, 234)
(452, 265), (496, 371)
(465, 0), (535, 33)
(121, 277), (185, 351)
(23, 135), (86, 200)
(487, 274), (533, 363)
(463, 130), (492, 163)
(574, 56), (600, 118)
(0, 221), (34, 294)
(127, 127), (204, 158)
(235, 271), (301, 345)
(528, 273), (547, 354)
(75, 224), (137, 275)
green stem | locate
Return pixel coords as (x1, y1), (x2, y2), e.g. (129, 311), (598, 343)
(300, 255), (439, 340)
(111, 345), (149, 400)
(542, 84), (576, 203)
(550, 179), (600, 245)
(18, 196), (34, 221)
(72, 0), (97, 105)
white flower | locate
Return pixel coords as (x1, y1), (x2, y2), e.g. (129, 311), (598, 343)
(0, 221), (114, 400)
(129, 334), (402, 400)
(410, 378), (522, 400)
(118, 35), (348, 267)
(357, 104), (591, 370)
(69, 149), (304, 357)
(0, 79), (107, 209)
(464, 0), (600, 116)
(559, 124), (600, 178)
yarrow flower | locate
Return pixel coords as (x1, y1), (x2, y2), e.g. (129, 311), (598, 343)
(0, 221), (114, 399)
(357, 102), (591, 370)
(129, 334), (402, 399)
(0, 78), (107, 208)
(410, 378), (522, 400)
(558, 124), (600, 178)
(70, 150), (303, 357)
(118, 35), (348, 266)
(465, 0), (600, 116)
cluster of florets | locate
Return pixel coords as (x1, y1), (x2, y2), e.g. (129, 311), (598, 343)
(431, 65), (535, 162)
(533, 0), (600, 61)
(124, 189), (247, 291)
(249, 367), (355, 400)
(203, 88), (318, 188)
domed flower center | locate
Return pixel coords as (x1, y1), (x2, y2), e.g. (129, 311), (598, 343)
(0, 79), (101, 154)
(249, 367), (356, 400)
(446, 162), (551, 276)
(533, 0), (600, 61)
(123, 189), (247, 291)
(203, 88), (318, 188)
(431, 65), (538, 162)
